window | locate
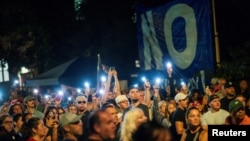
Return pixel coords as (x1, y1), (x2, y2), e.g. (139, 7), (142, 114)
(0, 60), (9, 82)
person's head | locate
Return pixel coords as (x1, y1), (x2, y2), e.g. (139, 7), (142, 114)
(23, 113), (33, 123)
(68, 104), (78, 114)
(166, 97), (176, 107)
(0, 104), (9, 115)
(57, 107), (65, 120)
(115, 95), (130, 110)
(44, 106), (59, 120)
(174, 92), (188, 109)
(121, 108), (147, 141)
(101, 103), (118, 124)
(208, 95), (221, 111)
(190, 89), (201, 101)
(24, 95), (35, 108)
(235, 94), (247, 107)
(0, 114), (13, 132)
(166, 102), (176, 115)
(128, 86), (140, 102)
(88, 110), (116, 140)
(75, 95), (87, 112)
(185, 107), (201, 128)
(13, 113), (24, 130)
(229, 100), (245, 121)
(158, 101), (167, 114)
(239, 79), (248, 90)
(132, 120), (172, 141)
(20, 117), (48, 140)
(8, 103), (24, 116)
(60, 112), (83, 138)
(224, 82), (235, 97)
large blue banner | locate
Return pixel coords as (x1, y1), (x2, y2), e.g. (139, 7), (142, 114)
(136, 0), (214, 90)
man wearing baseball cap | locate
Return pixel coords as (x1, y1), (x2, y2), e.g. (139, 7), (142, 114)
(220, 81), (235, 111)
(225, 100), (250, 125)
(201, 94), (229, 130)
(60, 112), (83, 141)
(170, 92), (188, 141)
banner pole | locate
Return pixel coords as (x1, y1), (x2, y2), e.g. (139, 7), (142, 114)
(212, 0), (221, 68)
(96, 54), (100, 92)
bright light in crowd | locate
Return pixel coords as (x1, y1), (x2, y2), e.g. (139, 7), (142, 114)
(181, 81), (186, 86)
(166, 62), (172, 68)
(77, 88), (81, 93)
(99, 89), (104, 94)
(14, 80), (19, 84)
(68, 97), (72, 101)
(84, 82), (90, 88)
(44, 95), (49, 99)
(58, 90), (63, 95)
(141, 76), (146, 82)
(134, 84), (138, 87)
(33, 89), (38, 94)
(101, 76), (106, 82)
(155, 78), (161, 84)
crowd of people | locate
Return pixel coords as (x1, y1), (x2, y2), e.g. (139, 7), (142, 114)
(0, 68), (250, 141)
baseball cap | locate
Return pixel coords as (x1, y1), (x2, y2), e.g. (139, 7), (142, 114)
(174, 92), (187, 103)
(24, 95), (35, 103)
(59, 112), (82, 127)
(224, 81), (234, 88)
(208, 95), (220, 103)
(115, 95), (128, 105)
(211, 77), (219, 85)
(229, 100), (244, 113)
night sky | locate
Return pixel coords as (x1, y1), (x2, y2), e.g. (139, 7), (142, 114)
(1, 0), (250, 74)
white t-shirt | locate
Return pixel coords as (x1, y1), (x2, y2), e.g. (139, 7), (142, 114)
(201, 109), (229, 125)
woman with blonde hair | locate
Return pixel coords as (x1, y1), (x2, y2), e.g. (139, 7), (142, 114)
(120, 108), (147, 141)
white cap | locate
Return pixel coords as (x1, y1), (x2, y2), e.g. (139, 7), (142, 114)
(115, 95), (128, 105)
(174, 92), (187, 103)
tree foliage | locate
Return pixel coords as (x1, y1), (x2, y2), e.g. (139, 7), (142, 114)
(215, 41), (250, 81)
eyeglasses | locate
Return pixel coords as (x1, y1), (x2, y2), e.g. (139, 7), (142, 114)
(77, 101), (86, 104)
(70, 120), (81, 125)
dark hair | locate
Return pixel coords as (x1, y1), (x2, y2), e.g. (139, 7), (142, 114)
(20, 117), (41, 140)
(185, 107), (200, 118)
(0, 114), (11, 125)
(12, 113), (23, 123)
(88, 110), (105, 134)
(8, 104), (24, 116)
(23, 113), (33, 123)
(132, 120), (171, 141)
(44, 106), (58, 124)
(101, 102), (115, 110)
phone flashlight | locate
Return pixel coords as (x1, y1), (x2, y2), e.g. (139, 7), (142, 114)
(141, 76), (146, 82)
(155, 78), (161, 84)
(84, 82), (90, 88)
(166, 62), (172, 68)
(101, 76), (106, 82)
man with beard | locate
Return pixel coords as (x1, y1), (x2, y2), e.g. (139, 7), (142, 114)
(225, 100), (250, 125)
(220, 81), (236, 112)
(23, 95), (44, 119)
(60, 112), (83, 141)
(122, 86), (150, 120)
